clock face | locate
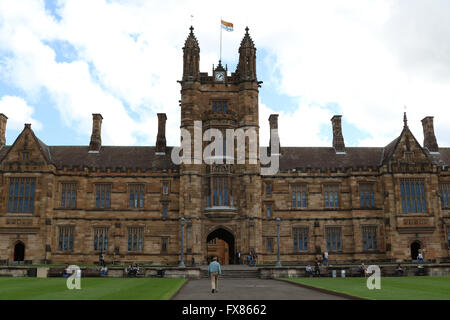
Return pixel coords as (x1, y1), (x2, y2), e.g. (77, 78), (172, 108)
(215, 71), (225, 82)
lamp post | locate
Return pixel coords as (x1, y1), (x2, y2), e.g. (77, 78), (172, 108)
(179, 217), (185, 267)
(276, 217), (281, 267)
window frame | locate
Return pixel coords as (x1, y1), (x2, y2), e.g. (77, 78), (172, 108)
(359, 183), (375, 208)
(127, 227), (144, 252)
(293, 227), (309, 252)
(400, 178), (427, 214)
(95, 183), (112, 209)
(439, 183), (449, 209)
(8, 177), (36, 213)
(362, 225), (378, 251)
(291, 184), (308, 209)
(323, 184), (340, 209)
(58, 225), (75, 252)
(61, 182), (77, 209)
(325, 226), (342, 252)
(93, 227), (109, 252)
(128, 183), (145, 209)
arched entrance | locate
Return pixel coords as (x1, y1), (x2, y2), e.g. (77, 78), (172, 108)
(411, 241), (421, 260)
(14, 242), (25, 262)
(206, 228), (235, 265)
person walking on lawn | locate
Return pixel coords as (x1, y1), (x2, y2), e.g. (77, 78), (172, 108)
(208, 256), (222, 293)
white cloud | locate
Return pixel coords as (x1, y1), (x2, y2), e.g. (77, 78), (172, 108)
(0, 95), (42, 131)
(0, 0), (449, 149)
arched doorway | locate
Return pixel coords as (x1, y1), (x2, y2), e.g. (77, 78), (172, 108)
(411, 241), (421, 260)
(206, 228), (235, 265)
(14, 242), (25, 262)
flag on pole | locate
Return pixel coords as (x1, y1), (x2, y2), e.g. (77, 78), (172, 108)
(221, 20), (233, 32)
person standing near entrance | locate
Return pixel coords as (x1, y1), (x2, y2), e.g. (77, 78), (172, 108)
(417, 250), (424, 265)
(208, 256), (222, 293)
(236, 251), (240, 264)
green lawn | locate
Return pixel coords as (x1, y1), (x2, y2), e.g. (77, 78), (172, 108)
(283, 276), (450, 300)
(0, 278), (187, 300)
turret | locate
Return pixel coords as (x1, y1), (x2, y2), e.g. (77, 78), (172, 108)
(182, 26), (200, 81)
(236, 27), (257, 81)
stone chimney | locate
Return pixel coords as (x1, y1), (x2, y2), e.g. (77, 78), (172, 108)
(331, 115), (345, 153)
(89, 113), (103, 152)
(0, 113), (7, 147)
(156, 113), (167, 154)
(421, 116), (439, 152)
(268, 114), (280, 155)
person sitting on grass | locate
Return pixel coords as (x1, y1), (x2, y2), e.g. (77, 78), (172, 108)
(305, 265), (313, 277)
(359, 263), (368, 277)
(396, 264), (404, 276)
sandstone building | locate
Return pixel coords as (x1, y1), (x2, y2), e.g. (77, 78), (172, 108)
(0, 27), (449, 265)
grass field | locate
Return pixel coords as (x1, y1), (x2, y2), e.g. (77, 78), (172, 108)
(0, 278), (187, 300)
(283, 276), (450, 300)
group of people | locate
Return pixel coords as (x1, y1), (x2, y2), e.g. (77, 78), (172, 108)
(125, 264), (140, 277)
(304, 252), (330, 277)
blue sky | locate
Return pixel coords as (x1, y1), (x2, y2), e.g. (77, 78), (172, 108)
(0, 0), (449, 148)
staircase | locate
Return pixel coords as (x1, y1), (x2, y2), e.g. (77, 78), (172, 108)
(201, 266), (260, 279)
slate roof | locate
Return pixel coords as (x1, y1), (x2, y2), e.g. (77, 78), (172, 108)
(1, 139), (448, 171)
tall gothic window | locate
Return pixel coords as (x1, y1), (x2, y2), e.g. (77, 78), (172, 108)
(128, 227), (143, 252)
(400, 179), (426, 213)
(266, 204), (272, 218)
(8, 178), (35, 213)
(61, 183), (77, 208)
(161, 237), (168, 252)
(209, 176), (233, 207)
(360, 183), (375, 208)
(93, 227), (109, 251)
(162, 204), (168, 219)
(267, 238), (273, 252)
(162, 181), (169, 195)
(58, 226), (74, 251)
(324, 185), (339, 209)
(292, 184), (307, 209)
(362, 226), (378, 250)
(265, 183), (271, 195)
(447, 226), (450, 248)
(96, 184), (111, 208)
(129, 184), (144, 209)
(326, 227), (342, 251)
(293, 228), (308, 252)
(439, 183), (449, 209)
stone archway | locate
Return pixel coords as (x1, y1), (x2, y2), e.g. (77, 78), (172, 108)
(14, 241), (25, 262)
(206, 228), (235, 265)
(410, 241), (421, 260)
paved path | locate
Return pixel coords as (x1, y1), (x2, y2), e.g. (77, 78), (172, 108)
(172, 278), (347, 300)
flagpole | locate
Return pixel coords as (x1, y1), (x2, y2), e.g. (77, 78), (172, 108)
(220, 18), (222, 63)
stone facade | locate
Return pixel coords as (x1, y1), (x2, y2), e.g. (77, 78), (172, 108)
(0, 27), (449, 265)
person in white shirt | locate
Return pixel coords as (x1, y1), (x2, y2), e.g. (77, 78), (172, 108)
(323, 251), (329, 266)
(417, 250), (424, 265)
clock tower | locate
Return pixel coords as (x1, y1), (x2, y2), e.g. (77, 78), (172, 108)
(178, 26), (263, 264)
